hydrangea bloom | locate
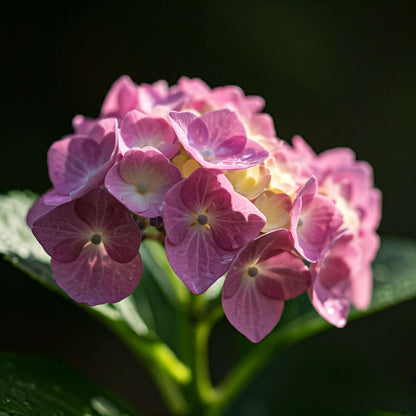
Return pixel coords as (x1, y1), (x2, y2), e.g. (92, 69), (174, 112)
(28, 75), (381, 342)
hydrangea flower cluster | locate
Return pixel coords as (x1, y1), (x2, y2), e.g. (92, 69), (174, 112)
(28, 76), (381, 342)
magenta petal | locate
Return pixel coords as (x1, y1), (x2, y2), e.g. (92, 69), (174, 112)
(74, 188), (141, 263)
(32, 200), (89, 262)
(51, 246), (143, 305)
(222, 279), (284, 343)
(101, 75), (139, 119)
(165, 234), (235, 294)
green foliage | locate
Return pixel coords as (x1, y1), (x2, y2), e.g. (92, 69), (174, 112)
(0, 191), (56, 290)
(0, 353), (141, 416)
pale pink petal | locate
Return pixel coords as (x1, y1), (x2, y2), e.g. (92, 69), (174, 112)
(351, 230), (380, 310)
(51, 245), (143, 305)
(120, 110), (179, 158)
(105, 147), (182, 217)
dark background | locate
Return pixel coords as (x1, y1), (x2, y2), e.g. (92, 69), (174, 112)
(1, 1), (415, 415)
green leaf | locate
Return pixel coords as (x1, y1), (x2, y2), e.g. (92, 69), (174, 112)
(0, 191), (56, 290)
(0, 353), (142, 416)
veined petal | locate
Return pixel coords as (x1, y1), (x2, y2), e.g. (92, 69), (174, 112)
(32, 200), (89, 263)
(106, 147), (182, 218)
(165, 232), (235, 294)
(170, 110), (268, 170)
(51, 245), (143, 305)
(74, 188), (141, 263)
(222, 278), (284, 343)
(120, 110), (179, 158)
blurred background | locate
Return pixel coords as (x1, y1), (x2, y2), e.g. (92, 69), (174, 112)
(0, 1), (415, 415)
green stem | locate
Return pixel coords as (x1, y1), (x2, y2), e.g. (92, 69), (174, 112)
(180, 295), (222, 415)
(86, 307), (192, 416)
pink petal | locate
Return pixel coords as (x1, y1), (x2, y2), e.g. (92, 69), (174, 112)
(291, 176), (343, 262)
(209, 192), (266, 251)
(32, 200), (89, 263)
(105, 147), (182, 218)
(47, 130), (118, 199)
(168, 111), (198, 142)
(309, 233), (359, 327)
(350, 230), (379, 310)
(27, 189), (63, 227)
(310, 261), (351, 328)
(256, 251), (311, 300)
(169, 110), (269, 170)
(222, 278), (284, 343)
(162, 180), (194, 245)
(165, 233), (235, 294)
(101, 75), (139, 119)
(52, 245), (143, 305)
(74, 188), (141, 263)
(223, 229), (310, 301)
(192, 109), (246, 147)
(120, 110), (179, 158)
